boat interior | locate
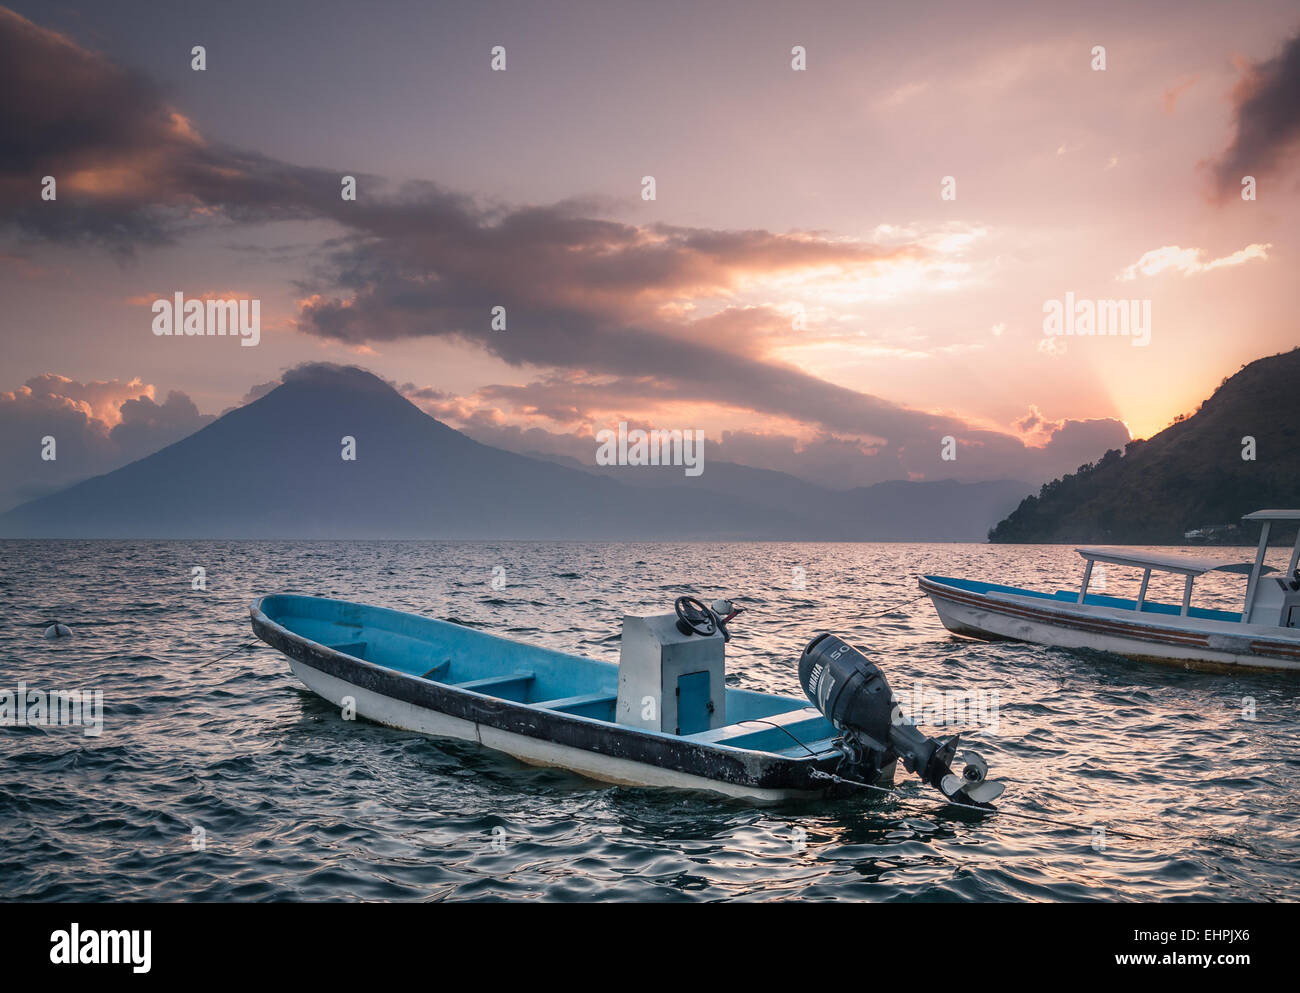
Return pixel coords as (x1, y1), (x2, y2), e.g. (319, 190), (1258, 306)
(927, 576), (1245, 624)
(260, 594), (840, 758)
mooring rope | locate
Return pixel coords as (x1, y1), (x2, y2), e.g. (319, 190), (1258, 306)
(726, 718), (823, 757)
(193, 640), (261, 667)
(808, 768), (1161, 842)
(38, 637), (263, 669)
(858, 591), (928, 618)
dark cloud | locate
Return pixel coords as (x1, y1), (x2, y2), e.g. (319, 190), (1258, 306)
(400, 383), (455, 403)
(0, 8), (345, 247)
(0, 6), (1129, 488)
(1211, 31), (1300, 197)
(281, 191), (968, 453)
(292, 210), (901, 348)
(405, 379), (1131, 488)
(0, 7), (956, 455)
(0, 9), (161, 175)
(1015, 406), (1047, 434)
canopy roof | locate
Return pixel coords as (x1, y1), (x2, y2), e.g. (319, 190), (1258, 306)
(1242, 509), (1300, 521)
(1075, 547), (1267, 576)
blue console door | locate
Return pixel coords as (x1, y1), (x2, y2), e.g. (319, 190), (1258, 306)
(675, 671), (712, 735)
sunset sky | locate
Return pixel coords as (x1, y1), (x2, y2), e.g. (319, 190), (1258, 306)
(2, 0), (1298, 511)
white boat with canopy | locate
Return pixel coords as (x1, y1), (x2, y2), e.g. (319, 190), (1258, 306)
(919, 509), (1300, 672)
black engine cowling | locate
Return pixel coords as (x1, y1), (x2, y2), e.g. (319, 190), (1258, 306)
(799, 633), (895, 744)
(799, 633), (1003, 808)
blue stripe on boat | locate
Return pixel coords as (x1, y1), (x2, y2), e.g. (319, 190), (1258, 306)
(924, 576), (1243, 624)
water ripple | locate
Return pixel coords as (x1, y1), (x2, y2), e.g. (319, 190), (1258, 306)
(1, 539), (1297, 901)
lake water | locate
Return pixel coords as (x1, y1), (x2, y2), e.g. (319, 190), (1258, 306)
(1, 540), (1297, 901)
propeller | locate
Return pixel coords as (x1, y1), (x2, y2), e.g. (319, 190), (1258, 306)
(940, 750), (1006, 805)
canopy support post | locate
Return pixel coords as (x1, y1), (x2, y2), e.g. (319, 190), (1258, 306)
(1077, 560), (1093, 604)
(1244, 520), (1272, 622)
(1136, 569), (1151, 612)
(1181, 575), (1194, 617)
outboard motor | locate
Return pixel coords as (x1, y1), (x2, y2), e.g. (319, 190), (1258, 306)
(799, 634), (1004, 807)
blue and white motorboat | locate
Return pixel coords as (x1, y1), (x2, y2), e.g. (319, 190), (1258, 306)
(921, 509), (1300, 672)
(251, 594), (1004, 805)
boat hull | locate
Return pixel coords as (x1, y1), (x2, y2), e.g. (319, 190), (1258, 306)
(252, 596), (844, 802)
(920, 576), (1300, 673)
(287, 658), (821, 800)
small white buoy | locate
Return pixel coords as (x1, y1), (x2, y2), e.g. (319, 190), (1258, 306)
(43, 622), (72, 640)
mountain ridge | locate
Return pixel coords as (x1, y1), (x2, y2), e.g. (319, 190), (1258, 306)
(1, 365), (1029, 540)
(988, 348), (1300, 544)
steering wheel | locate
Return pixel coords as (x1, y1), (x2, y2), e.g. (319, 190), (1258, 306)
(674, 596), (717, 637)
